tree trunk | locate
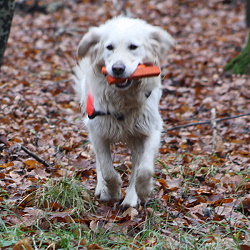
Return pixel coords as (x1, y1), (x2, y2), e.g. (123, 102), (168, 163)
(246, 0), (250, 28)
(0, 0), (15, 68)
(225, 0), (250, 75)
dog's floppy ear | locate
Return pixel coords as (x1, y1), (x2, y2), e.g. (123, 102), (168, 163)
(149, 27), (176, 61)
(77, 27), (101, 59)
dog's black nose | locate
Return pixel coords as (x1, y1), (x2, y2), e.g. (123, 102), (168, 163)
(112, 63), (125, 76)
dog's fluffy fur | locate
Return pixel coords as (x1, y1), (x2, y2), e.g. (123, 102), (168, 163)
(73, 17), (175, 207)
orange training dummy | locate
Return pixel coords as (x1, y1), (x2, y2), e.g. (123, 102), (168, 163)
(102, 64), (161, 85)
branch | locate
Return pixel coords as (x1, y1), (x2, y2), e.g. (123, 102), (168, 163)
(163, 112), (250, 132)
(20, 145), (51, 168)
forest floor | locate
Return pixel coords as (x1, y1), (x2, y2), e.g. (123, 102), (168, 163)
(1, 0), (250, 249)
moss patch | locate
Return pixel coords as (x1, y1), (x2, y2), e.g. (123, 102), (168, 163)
(225, 29), (250, 75)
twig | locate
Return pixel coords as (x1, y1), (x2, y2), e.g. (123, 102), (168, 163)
(211, 108), (217, 152)
(163, 112), (250, 132)
(20, 145), (51, 168)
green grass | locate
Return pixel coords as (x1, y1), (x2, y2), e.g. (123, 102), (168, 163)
(1, 203), (249, 249)
(34, 176), (95, 214)
(0, 218), (24, 248)
(1, 169), (250, 249)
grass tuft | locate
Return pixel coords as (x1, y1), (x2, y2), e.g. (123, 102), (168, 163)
(35, 176), (95, 213)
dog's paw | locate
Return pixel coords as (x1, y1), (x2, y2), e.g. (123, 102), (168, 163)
(108, 189), (122, 202)
(135, 171), (154, 202)
(95, 184), (112, 202)
(95, 176), (122, 202)
(120, 187), (139, 208)
(105, 173), (122, 201)
(98, 189), (121, 202)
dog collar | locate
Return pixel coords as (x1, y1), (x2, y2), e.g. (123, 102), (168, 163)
(86, 92), (109, 119)
(86, 92), (125, 120)
(86, 91), (152, 121)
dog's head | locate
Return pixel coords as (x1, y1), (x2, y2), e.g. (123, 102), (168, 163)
(77, 17), (175, 89)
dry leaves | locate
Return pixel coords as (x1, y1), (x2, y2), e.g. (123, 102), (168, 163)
(0, 0), (250, 248)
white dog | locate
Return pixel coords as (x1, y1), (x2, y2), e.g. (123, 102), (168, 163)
(73, 16), (175, 208)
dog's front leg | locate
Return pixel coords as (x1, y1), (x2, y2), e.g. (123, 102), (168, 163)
(120, 142), (144, 208)
(122, 130), (161, 208)
(90, 135), (122, 202)
(135, 130), (161, 203)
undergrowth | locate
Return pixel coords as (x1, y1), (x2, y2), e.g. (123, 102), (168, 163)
(1, 197), (249, 249)
(35, 176), (95, 214)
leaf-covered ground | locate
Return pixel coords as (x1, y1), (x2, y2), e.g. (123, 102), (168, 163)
(1, 0), (250, 249)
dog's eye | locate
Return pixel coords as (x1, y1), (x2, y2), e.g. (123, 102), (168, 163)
(106, 44), (114, 50)
(129, 44), (138, 50)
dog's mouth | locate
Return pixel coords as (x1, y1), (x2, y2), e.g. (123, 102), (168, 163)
(115, 79), (132, 89)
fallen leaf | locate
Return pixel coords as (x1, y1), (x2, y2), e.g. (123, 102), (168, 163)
(122, 207), (139, 220)
(12, 238), (33, 250)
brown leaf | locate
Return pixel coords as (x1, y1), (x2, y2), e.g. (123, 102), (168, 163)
(158, 177), (181, 191)
(0, 162), (14, 168)
(122, 207), (138, 220)
(12, 238), (33, 250)
(80, 238), (87, 246)
(241, 198), (250, 211)
(240, 245), (250, 250)
(87, 243), (103, 249)
(24, 159), (40, 169)
(0, 134), (10, 146)
(49, 212), (74, 223)
(220, 174), (243, 187)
